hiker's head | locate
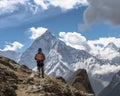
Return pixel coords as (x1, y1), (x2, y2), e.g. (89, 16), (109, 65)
(38, 48), (42, 53)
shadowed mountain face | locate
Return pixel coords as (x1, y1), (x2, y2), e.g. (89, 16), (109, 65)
(0, 56), (94, 96)
(98, 71), (120, 96)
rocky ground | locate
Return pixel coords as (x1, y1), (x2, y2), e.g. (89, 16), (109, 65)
(0, 56), (94, 96)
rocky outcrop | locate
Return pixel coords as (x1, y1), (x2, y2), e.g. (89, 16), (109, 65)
(0, 67), (17, 96)
(0, 56), (18, 96)
(67, 69), (95, 95)
(0, 56), (94, 96)
(0, 56), (32, 96)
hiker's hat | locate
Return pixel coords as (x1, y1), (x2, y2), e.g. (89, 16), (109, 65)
(38, 48), (42, 52)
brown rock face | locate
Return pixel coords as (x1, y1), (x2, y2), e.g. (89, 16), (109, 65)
(67, 69), (95, 95)
(0, 67), (17, 96)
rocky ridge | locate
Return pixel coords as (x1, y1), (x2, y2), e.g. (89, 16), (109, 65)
(0, 56), (94, 96)
(67, 69), (94, 94)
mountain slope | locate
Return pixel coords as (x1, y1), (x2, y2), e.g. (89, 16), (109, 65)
(0, 56), (94, 96)
(19, 30), (57, 68)
(98, 71), (120, 96)
(0, 56), (32, 96)
(45, 40), (94, 78)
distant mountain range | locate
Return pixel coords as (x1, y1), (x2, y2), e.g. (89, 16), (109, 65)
(0, 30), (120, 94)
(0, 50), (22, 62)
(96, 42), (120, 60)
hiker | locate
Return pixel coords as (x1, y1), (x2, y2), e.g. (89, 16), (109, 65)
(35, 48), (45, 78)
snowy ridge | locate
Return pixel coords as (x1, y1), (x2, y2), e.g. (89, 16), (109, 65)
(90, 42), (120, 60)
(104, 42), (119, 51)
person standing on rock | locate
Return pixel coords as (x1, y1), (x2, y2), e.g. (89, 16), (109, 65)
(35, 48), (45, 78)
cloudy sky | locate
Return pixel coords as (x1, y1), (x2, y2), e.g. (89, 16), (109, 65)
(0, 0), (120, 52)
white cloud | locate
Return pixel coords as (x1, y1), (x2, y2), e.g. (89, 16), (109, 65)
(0, 0), (88, 28)
(29, 27), (48, 40)
(0, 0), (28, 15)
(59, 32), (120, 60)
(93, 64), (120, 75)
(33, 0), (88, 11)
(0, 0), (88, 15)
(81, 0), (120, 28)
(0, 41), (24, 51)
(59, 32), (90, 50)
(88, 37), (120, 59)
(49, 0), (88, 11)
(88, 37), (120, 48)
(59, 32), (120, 53)
(33, 0), (49, 10)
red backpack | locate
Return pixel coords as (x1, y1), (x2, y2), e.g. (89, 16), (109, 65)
(35, 53), (44, 61)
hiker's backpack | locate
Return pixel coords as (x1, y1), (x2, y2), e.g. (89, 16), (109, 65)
(35, 53), (44, 61)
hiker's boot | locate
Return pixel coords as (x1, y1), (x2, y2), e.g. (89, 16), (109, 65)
(42, 73), (44, 78)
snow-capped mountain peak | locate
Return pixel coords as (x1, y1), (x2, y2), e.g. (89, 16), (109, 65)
(104, 42), (118, 51)
(30, 27), (48, 39)
(97, 42), (120, 60)
(19, 30), (57, 68)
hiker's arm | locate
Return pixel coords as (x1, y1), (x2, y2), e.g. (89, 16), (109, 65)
(34, 54), (37, 60)
(43, 54), (45, 60)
